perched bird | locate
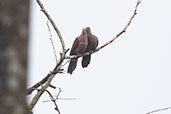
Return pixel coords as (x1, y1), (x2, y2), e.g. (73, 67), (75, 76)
(67, 28), (88, 74)
(82, 27), (98, 68)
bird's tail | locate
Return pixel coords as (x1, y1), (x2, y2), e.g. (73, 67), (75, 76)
(82, 55), (91, 68)
(67, 58), (78, 74)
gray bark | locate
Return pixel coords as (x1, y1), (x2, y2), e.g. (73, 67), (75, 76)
(0, 0), (29, 114)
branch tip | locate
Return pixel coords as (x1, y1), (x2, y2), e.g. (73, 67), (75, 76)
(65, 0), (141, 60)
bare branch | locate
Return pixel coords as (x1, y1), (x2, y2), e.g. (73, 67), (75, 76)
(62, 60), (70, 67)
(36, 0), (65, 52)
(43, 88), (62, 102)
(28, 75), (55, 111)
(46, 21), (58, 64)
(43, 88), (75, 113)
(44, 89), (61, 114)
(54, 88), (62, 101)
(65, 0), (142, 59)
(26, 69), (61, 95)
(27, 48), (69, 95)
(28, 0), (141, 113)
(145, 106), (171, 114)
(49, 84), (57, 89)
(28, 0), (70, 111)
(28, 48), (68, 111)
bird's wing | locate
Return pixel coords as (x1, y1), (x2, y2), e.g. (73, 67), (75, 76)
(94, 35), (98, 48)
(70, 37), (79, 55)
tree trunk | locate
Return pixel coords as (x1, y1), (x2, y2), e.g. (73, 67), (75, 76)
(0, 0), (29, 114)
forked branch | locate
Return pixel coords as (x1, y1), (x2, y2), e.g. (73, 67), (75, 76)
(28, 0), (142, 113)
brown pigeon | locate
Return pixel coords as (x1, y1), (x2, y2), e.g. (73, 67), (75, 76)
(67, 28), (88, 74)
(82, 27), (98, 68)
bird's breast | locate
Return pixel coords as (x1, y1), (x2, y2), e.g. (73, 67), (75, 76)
(76, 42), (87, 54)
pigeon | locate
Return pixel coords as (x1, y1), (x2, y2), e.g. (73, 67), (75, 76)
(82, 27), (98, 68)
(67, 28), (88, 74)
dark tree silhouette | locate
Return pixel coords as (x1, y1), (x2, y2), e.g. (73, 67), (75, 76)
(0, 0), (29, 114)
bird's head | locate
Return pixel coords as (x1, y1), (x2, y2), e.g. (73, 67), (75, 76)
(85, 27), (91, 33)
(82, 28), (87, 35)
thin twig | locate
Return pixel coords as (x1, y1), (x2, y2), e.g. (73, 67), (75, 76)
(145, 106), (171, 114)
(44, 89), (61, 114)
(65, 0), (142, 59)
(60, 60), (70, 68)
(58, 98), (76, 100)
(42, 87), (75, 102)
(43, 97), (76, 102)
(49, 84), (56, 89)
(55, 88), (62, 101)
(46, 21), (58, 64)
(36, 0), (65, 52)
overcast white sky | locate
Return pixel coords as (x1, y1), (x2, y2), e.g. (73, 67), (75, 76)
(28, 0), (171, 114)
